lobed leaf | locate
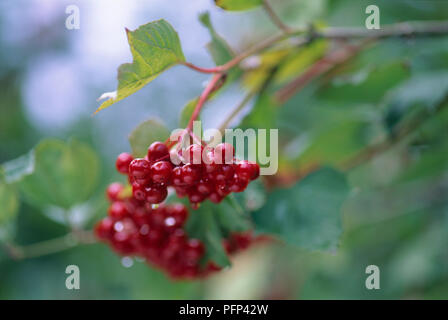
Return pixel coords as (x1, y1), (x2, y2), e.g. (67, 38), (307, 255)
(97, 20), (185, 112)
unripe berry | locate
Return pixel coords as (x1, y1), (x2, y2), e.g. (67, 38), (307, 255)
(116, 153), (134, 174)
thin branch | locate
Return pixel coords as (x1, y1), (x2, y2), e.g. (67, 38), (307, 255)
(262, 0), (292, 34)
(275, 40), (373, 104)
(318, 20), (448, 39)
(218, 91), (256, 134)
(186, 73), (224, 132)
(3, 230), (96, 260)
(339, 100), (448, 171)
(182, 20), (448, 75)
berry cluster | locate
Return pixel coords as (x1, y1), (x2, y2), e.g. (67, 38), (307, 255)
(115, 141), (260, 208)
(95, 183), (257, 279)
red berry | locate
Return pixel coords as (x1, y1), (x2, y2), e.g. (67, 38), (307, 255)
(188, 191), (205, 205)
(95, 217), (115, 240)
(184, 239), (204, 263)
(196, 180), (213, 195)
(145, 186), (168, 204)
(129, 158), (152, 185)
(166, 204), (188, 226)
(174, 186), (188, 198)
(203, 151), (218, 173)
(148, 209), (165, 228)
(181, 163), (201, 185)
(208, 192), (223, 204)
(214, 143), (234, 164)
(229, 177), (249, 193)
(214, 164), (234, 182)
(183, 144), (204, 165)
(106, 183), (124, 201)
(236, 161), (259, 181)
(132, 182), (146, 201)
(172, 166), (184, 186)
(108, 201), (128, 219)
(147, 142), (169, 163)
(151, 161), (173, 184)
(116, 153), (134, 174)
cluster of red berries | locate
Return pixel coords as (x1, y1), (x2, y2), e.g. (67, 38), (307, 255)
(115, 141), (260, 208)
(95, 182), (257, 279)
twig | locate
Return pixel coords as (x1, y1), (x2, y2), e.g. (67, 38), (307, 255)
(339, 100), (448, 171)
(186, 74), (224, 132)
(182, 20), (448, 75)
(218, 91), (257, 134)
(275, 40), (373, 104)
(3, 230), (96, 260)
(262, 0), (292, 34)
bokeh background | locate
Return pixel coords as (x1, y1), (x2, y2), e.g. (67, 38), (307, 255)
(1, 0), (448, 299)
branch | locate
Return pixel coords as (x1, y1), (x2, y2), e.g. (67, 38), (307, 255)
(318, 20), (448, 39)
(339, 100), (448, 171)
(186, 73), (224, 132)
(3, 230), (96, 260)
(275, 40), (373, 104)
(218, 91), (256, 134)
(182, 20), (448, 74)
(262, 0), (292, 34)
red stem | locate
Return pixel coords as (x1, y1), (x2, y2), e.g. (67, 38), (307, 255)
(181, 62), (224, 74)
(186, 73), (223, 132)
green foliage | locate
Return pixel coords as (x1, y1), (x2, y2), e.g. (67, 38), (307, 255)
(214, 0), (262, 11)
(1, 151), (34, 184)
(128, 119), (170, 157)
(185, 186), (263, 267)
(253, 168), (349, 251)
(0, 181), (18, 225)
(199, 12), (235, 65)
(97, 20), (185, 112)
(19, 139), (100, 210)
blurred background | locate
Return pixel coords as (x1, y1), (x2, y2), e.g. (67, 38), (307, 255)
(1, 0), (448, 299)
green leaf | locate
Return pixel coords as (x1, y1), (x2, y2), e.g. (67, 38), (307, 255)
(384, 71), (448, 130)
(128, 119), (170, 158)
(0, 181), (19, 225)
(1, 151), (34, 184)
(97, 20), (185, 112)
(19, 139), (100, 210)
(183, 182), (265, 267)
(199, 12), (235, 65)
(185, 202), (231, 268)
(215, 0), (263, 11)
(253, 168), (349, 251)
